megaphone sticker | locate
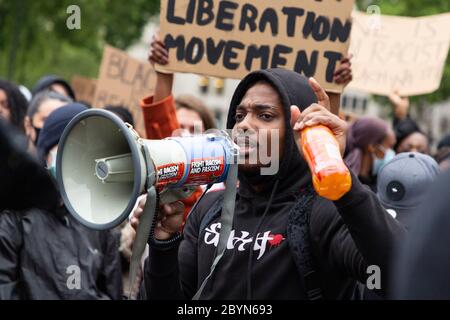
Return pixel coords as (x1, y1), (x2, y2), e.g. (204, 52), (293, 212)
(156, 162), (185, 188)
(187, 156), (225, 184)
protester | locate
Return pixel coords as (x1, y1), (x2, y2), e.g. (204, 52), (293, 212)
(25, 90), (72, 147)
(140, 33), (215, 221)
(131, 69), (404, 300)
(394, 119), (429, 154)
(174, 94), (216, 135)
(364, 152), (439, 300)
(392, 168), (450, 299)
(0, 118), (59, 212)
(32, 75), (76, 100)
(0, 103), (123, 299)
(0, 79), (28, 133)
(435, 134), (450, 171)
(377, 152), (440, 229)
(389, 92), (430, 154)
(344, 117), (396, 190)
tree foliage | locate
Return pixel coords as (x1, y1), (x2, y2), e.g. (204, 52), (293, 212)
(0, 0), (160, 88)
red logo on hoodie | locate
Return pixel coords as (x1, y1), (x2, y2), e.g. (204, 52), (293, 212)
(268, 234), (285, 247)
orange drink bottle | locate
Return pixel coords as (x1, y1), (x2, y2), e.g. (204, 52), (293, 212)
(301, 125), (352, 200)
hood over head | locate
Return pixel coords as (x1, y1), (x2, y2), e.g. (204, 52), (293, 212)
(344, 117), (389, 175)
(227, 68), (317, 196)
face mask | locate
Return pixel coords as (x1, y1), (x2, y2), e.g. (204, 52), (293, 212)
(372, 148), (395, 175)
(47, 149), (58, 178)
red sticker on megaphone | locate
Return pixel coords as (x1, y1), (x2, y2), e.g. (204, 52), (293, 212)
(186, 156), (225, 185)
(156, 163), (185, 188)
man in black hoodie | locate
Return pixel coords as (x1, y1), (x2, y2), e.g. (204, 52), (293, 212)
(133, 69), (405, 300)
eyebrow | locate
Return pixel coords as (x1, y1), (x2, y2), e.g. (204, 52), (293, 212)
(236, 103), (278, 112)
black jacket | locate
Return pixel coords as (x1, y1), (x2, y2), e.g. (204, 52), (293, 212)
(0, 207), (122, 300)
(142, 172), (404, 300)
(141, 69), (405, 300)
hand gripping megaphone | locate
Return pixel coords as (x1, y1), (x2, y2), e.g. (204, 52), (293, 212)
(56, 109), (239, 298)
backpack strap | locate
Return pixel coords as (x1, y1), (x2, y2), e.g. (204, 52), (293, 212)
(287, 185), (323, 300)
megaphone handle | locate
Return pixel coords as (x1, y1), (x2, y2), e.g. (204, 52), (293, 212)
(128, 186), (158, 299)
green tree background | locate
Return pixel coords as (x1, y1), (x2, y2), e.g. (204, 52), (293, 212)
(0, 0), (448, 103)
(0, 0), (160, 89)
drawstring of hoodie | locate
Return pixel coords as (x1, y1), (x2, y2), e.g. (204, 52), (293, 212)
(246, 179), (280, 300)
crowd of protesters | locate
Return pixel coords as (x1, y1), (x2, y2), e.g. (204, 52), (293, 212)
(1, 30), (450, 300)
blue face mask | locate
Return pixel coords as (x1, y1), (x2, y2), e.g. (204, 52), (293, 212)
(373, 148), (395, 175)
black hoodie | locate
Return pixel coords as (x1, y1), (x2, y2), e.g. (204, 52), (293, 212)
(142, 69), (405, 300)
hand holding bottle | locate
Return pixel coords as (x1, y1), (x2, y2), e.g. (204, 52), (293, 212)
(291, 78), (351, 200)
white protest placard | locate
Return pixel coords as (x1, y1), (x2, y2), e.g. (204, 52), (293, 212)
(348, 11), (450, 96)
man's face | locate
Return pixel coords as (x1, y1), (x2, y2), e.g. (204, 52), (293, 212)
(232, 82), (285, 174)
(397, 132), (429, 154)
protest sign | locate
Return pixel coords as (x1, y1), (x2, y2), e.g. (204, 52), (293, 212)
(71, 76), (97, 106)
(93, 45), (156, 135)
(159, 0), (355, 92)
(348, 11), (450, 96)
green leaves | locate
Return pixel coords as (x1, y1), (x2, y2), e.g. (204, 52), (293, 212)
(0, 0), (160, 88)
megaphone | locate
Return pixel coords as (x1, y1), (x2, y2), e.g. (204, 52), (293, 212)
(56, 109), (239, 230)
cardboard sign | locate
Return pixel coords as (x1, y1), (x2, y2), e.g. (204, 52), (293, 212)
(159, 0), (355, 92)
(348, 11), (450, 96)
(92, 45), (156, 135)
(71, 76), (97, 106)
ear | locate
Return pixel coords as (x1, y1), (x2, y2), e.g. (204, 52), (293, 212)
(290, 105), (301, 128)
(24, 116), (35, 141)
